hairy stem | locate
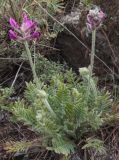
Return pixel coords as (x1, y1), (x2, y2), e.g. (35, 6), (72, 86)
(24, 41), (39, 85)
(43, 99), (56, 117)
(90, 29), (96, 75)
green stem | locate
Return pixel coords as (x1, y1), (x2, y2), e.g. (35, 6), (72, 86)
(43, 99), (56, 117)
(24, 41), (39, 85)
(90, 29), (96, 75)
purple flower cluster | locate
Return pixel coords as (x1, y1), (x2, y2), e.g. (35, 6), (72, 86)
(9, 13), (41, 41)
(87, 7), (105, 32)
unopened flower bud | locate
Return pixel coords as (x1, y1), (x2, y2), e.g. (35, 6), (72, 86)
(79, 67), (90, 76)
(37, 90), (47, 99)
(72, 88), (80, 97)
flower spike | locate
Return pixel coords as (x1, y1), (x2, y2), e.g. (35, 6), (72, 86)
(9, 13), (41, 42)
(86, 7), (106, 32)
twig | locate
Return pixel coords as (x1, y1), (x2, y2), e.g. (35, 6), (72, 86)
(10, 62), (23, 90)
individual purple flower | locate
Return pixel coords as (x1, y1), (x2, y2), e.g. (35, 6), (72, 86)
(31, 32), (41, 38)
(9, 18), (19, 29)
(86, 7), (106, 32)
(9, 30), (18, 40)
(21, 13), (36, 32)
(22, 12), (28, 22)
(9, 13), (41, 41)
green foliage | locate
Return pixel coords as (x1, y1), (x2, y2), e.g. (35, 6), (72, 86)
(82, 138), (106, 154)
(81, 0), (92, 6)
(37, 0), (64, 13)
(9, 66), (112, 156)
(36, 55), (66, 82)
(5, 141), (32, 153)
(0, 87), (11, 109)
(11, 100), (37, 126)
(47, 136), (75, 156)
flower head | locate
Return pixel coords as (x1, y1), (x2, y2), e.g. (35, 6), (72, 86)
(79, 67), (90, 76)
(86, 7), (106, 32)
(9, 13), (41, 41)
